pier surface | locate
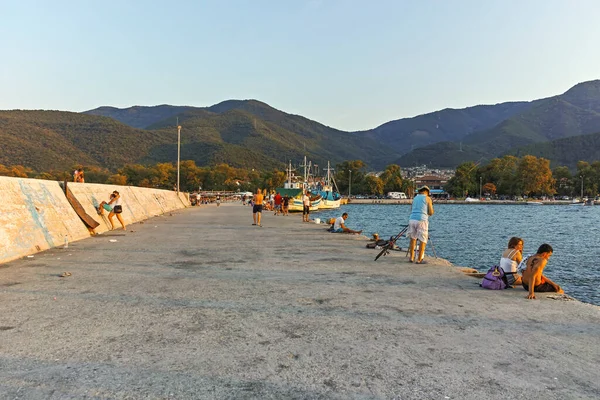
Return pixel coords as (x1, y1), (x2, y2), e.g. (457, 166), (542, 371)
(1, 204), (599, 399)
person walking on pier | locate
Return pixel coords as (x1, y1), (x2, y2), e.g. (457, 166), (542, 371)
(407, 186), (434, 264)
(252, 188), (264, 226)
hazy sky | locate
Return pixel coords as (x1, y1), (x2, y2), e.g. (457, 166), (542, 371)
(1, 0), (599, 131)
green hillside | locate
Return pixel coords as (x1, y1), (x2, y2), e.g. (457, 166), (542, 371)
(85, 105), (195, 129)
(508, 130), (600, 169)
(360, 101), (539, 155)
(397, 80), (600, 167)
(91, 100), (399, 170)
(1, 103), (398, 173)
(0, 110), (170, 171)
(394, 142), (490, 168)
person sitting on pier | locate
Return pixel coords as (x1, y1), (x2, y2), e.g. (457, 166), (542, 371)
(520, 243), (564, 299)
(333, 212), (362, 234)
(500, 237), (524, 287)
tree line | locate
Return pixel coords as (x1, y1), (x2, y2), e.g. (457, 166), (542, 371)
(0, 161), (286, 193)
(445, 155), (600, 198)
(2, 155), (599, 198)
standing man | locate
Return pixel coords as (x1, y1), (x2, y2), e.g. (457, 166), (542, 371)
(216, 193), (221, 207)
(274, 192), (282, 215)
(407, 186), (434, 264)
(520, 244), (564, 299)
(302, 191), (310, 222)
(252, 188), (264, 226)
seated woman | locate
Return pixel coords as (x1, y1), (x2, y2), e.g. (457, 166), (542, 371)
(500, 237), (523, 286)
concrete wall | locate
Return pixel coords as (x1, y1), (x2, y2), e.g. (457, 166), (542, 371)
(65, 182), (188, 233)
(0, 177), (188, 264)
(0, 177), (91, 264)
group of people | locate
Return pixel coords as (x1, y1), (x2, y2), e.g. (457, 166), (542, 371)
(248, 189), (294, 226)
(406, 185), (563, 299)
(73, 168), (85, 183)
(272, 192), (290, 216)
(499, 238), (563, 299)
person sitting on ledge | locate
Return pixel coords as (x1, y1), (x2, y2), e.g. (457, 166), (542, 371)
(520, 243), (564, 299)
(500, 236), (524, 287)
(333, 212), (362, 234)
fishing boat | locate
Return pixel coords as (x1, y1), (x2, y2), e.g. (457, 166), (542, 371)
(277, 159), (321, 212)
(314, 161), (341, 210)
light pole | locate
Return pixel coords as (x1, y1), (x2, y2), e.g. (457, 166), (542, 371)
(177, 124), (181, 194)
(580, 175), (583, 200)
(479, 176), (482, 199)
(348, 170), (352, 197)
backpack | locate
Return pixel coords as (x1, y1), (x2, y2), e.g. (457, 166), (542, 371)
(481, 265), (507, 290)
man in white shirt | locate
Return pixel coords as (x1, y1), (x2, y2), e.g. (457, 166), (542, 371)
(302, 191), (310, 222)
(333, 212), (362, 234)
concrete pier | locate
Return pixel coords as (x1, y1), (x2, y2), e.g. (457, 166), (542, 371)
(1, 204), (599, 399)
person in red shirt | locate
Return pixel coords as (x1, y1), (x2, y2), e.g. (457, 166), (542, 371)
(274, 192), (283, 215)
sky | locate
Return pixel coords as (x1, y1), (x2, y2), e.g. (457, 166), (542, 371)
(2, 0), (600, 131)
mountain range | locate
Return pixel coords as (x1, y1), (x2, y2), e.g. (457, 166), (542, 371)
(1, 80), (600, 173)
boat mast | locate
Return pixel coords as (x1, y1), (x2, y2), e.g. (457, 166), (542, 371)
(300, 156), (308, 190)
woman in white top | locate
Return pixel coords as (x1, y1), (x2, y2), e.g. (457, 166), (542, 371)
(500, 237), (523, 286)
(108, 190), (126, 231)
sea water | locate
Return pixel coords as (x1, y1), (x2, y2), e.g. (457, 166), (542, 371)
(317, 204), (600, 306)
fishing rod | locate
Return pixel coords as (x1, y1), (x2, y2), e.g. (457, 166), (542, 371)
(374, 225), (409, 261)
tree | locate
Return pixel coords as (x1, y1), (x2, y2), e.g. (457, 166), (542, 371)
(365, 175), (384, 195)
(0, 164), (32, 177)
(380, 164), (403, 193)
(119, 164), (153, 187)
(483, 156), (520, 196)
(445, 162), (478, 197)
(482, 183), (497, 196)
(552, 166), (572, 196)
(334, 160), (366, 194)
(263, 169), (286, 191)
(107, 174), (127, 185)
(516, 156), (555, 196)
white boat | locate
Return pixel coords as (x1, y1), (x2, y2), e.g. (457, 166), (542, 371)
(465, 197), (480, 202)
(277, 158), (322, 212)
(315, 162), (341, 210)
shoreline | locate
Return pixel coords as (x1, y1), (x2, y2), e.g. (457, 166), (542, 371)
(1, 203), (599, 398)
(347, 199), (592, 205)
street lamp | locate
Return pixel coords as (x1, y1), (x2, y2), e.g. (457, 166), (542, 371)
(479, 176), (482, 199)
(580, 175), (584, 200)
(177, 124), (181, 194)
(348, 170), (352, 197)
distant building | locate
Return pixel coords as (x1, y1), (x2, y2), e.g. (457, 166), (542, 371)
(414, 175), (449, 198)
